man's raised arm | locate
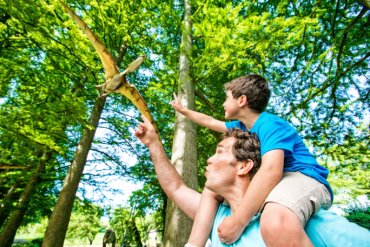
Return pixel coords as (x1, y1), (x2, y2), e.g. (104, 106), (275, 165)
(135, 115), (201, 220)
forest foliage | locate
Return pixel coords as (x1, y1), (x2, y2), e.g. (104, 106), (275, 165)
(0, 0), (369, 243)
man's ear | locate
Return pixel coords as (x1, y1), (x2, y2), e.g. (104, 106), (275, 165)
(238, 95), (248, 107)
(237, 160), (254, 175)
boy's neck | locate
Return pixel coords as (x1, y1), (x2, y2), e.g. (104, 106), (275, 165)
(238, 109), (261, 130)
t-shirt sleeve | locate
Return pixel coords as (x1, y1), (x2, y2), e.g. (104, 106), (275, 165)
(259, 120), (296, 155)
(225, 121), (247, 131)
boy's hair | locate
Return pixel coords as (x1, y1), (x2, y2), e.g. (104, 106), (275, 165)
(222, 128), (261, 178)
(224, 74), (270, 113)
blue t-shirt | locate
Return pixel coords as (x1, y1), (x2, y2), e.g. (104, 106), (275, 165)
(225, 112), (333, 200)
(210, 203), (370, 246)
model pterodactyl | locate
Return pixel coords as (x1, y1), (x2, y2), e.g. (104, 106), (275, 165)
(60, 1), (157, 131)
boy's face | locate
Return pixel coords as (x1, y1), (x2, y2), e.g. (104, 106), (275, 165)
(223, 90), (240, 119)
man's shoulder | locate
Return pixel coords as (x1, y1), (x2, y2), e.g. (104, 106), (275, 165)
(211, 207), (370, 247)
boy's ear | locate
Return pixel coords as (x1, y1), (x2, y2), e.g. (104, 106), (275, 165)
(238, 95), (248, 107)
(237, 160), (254, 175)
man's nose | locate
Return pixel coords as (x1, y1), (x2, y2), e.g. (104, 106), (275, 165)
(207, 154), (215, 165)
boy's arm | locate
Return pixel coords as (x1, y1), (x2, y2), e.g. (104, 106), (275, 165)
(135, 115), (201, 220)
(187, 188), (222, 247)
(217, 149), (284, 243)
(171, 93), (226, 133)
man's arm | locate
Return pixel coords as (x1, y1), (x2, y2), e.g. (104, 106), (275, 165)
(217, 149), (284, 242)
(171, 93), (226, 133)
(188, 188), (222, 247)
(135, 115), (201, 220)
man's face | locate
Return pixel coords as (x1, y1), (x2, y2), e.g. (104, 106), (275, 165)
(205, 137), (238, 193)
(223, 90), (240, 119)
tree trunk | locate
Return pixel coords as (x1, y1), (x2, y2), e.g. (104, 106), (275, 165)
(131, 218), (142, 246)
(42, 96), (106, 247)
(163, 0), (197, 246)
(0, 180), (22, 227)
(0, 151), (50, 247)
(356, 0), (370, 9)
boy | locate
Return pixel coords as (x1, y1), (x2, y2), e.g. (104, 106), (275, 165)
(171, 74), (332, 247)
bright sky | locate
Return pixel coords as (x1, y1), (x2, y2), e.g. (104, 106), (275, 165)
(78, 118), (144, 209)
(81, 173), (143, 208)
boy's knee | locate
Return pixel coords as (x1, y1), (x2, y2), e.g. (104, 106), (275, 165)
(260, 203), (302, 236)
(260, 203), (313, 247)
(260, 211), (283, 236)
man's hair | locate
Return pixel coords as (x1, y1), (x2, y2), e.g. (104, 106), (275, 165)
(224, 74), (270, 113)
(222, 128), (261, 178)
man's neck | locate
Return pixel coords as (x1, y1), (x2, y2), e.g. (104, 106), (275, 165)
(219, 181), (249, 213)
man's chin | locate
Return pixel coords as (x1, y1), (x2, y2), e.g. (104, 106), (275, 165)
(204, 182), (210, 189)
(204, 182), (214, 192)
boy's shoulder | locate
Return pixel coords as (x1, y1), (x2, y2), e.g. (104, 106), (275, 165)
(255, 112), (288, 128)
(253, 112), (296, 136)
(260, 112), (283, 122)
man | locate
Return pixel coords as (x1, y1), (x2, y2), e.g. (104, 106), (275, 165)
(135, 115), (369, 247)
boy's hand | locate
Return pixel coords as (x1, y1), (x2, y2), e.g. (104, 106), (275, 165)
(134, 115), (160, 147)
(217, 215), (245, 244)
(170, 93), (185, 113)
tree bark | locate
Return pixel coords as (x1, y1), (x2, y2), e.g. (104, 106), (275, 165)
(0, 180), (22, 227)
(163, 0), (198, 246)
(42, 96), (106, 247)
(0, 151), (50, 247)
(131, 218), (142, 246)
(356, 0), (370, 9)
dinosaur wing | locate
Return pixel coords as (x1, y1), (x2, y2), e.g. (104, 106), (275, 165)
(115, 84), (158, 132)
(60, 1), (119, 79)
(121, 55), (146, 75)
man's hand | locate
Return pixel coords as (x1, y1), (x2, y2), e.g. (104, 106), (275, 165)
(134, 115), (160, 147)
(217, 215), (245, 244)
(170, 93), (185, 113)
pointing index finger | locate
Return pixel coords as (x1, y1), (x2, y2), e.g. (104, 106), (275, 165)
(173, 93), (178, 101)
(141, 114), (150, 124)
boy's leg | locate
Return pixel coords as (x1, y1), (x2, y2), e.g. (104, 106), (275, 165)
(259, 172), (331, 247)
(261, 203), (313, 247)
(187, 188), (222, 247)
